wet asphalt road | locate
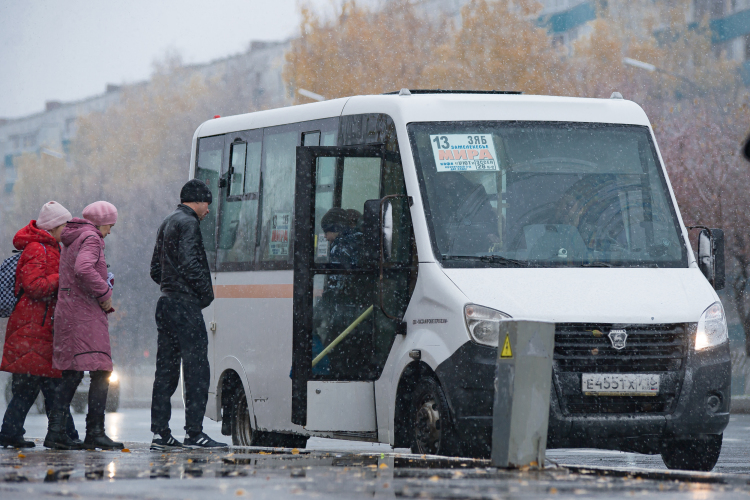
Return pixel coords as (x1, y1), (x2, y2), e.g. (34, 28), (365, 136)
(0, 409), (747, 499)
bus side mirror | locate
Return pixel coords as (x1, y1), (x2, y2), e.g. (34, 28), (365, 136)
(382, 200), (393, 261)
(698, 228), (725, 291)
(362, 199), (381, 267)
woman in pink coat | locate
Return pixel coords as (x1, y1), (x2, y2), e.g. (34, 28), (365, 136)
(44, 201), (123, 450)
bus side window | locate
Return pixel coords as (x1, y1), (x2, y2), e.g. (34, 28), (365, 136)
(302, 131), (320, 146)
(195, 135), (225, 270)
(258, 125), (301, 267)
(217, 131), (262, 271)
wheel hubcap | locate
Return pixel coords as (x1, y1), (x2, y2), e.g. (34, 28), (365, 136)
(415, 398), (441, 454)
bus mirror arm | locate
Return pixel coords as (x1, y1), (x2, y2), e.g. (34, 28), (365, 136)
(688, 226), (725, 291)
(364, 196), (410, 330)
(379, 195), (410, 328)
(218, 167), (233, 189)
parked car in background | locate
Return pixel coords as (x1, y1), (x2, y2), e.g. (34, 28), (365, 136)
(4, 369), (120, 413)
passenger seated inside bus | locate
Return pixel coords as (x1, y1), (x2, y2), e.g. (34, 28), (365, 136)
(430, 172), (499, 256)
(312, 207), (373, 378)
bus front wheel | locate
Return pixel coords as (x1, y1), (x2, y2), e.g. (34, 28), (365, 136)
(410, 376), (460, 457)
(660, 434), (722, 471)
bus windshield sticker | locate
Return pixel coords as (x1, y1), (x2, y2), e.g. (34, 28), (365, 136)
(316, 233), (329, 258)
(430, 134), (499, 172)
(270, 213), (291, 256)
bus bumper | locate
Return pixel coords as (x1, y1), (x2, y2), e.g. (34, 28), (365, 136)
(434, 340), (731, 458)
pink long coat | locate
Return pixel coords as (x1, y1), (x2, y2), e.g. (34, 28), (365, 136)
(52, 218), (113, 372)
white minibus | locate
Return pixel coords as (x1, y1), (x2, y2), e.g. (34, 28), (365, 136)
(190, 91), (730, 471)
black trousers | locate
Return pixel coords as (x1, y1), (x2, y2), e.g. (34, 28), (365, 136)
(1, 373), (78, 439)
(52, 370), (110, 417)
(151, 296), (210, 436)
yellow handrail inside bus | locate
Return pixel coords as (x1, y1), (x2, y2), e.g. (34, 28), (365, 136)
(312, 305), (374, 367)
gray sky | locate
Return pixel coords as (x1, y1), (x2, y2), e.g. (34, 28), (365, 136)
(0, 0), (302, 118)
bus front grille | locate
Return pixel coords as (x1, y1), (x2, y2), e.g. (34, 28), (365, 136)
(553, 323), (690, 415)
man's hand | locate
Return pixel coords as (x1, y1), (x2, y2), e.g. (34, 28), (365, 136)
(100, 298), (113, 311)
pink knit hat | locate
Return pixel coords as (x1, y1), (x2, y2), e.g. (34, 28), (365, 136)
(82, 201), (118, 226)
(37, 201), (72, 230)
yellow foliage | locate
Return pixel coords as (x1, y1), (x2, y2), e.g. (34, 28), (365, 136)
(424, 0), (573, 95)
(284, 0), (742, 102)
(10, 153), (74, 229)
(284, 0), (448, 101)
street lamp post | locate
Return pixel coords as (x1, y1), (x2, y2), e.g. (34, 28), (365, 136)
(622, 57), (704, 94)
(298, 88), (326, 102)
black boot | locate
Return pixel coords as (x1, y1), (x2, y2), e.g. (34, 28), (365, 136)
(0, 434), (34, 448)
(66, 412), (83, 447)
(44, 409), (81, 450)
(83, 413), (123, 450)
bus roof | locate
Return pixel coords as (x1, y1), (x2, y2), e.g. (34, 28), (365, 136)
(196, 93), (651, 138)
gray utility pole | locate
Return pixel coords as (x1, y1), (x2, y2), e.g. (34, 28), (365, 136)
(492, 320), (555, 469)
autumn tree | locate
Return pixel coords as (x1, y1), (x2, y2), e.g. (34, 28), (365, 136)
(284, 0), (450, 101)
(8, 153), (73, 230)
(424, 0), (575, 94)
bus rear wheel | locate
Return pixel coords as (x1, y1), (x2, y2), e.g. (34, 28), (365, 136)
(231, 386), (255, 446)
(660, 434), (722, 471)
(410, 376), (459, 457)
(230, 386), (308, 449)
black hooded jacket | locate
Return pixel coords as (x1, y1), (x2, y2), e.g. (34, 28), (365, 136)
(150, 204), (214, 309)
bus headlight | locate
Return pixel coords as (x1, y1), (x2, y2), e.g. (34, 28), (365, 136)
(695, 302), (728, 351)
(109, 370), (119, 383)
(464, 304), (511, 347)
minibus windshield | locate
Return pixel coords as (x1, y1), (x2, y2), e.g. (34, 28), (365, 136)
(409, 122), (687, 268)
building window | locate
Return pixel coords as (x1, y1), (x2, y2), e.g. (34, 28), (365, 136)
(65, 118), (76, 135)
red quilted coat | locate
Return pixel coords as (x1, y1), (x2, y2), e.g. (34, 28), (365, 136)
(0, 221), (62, 378)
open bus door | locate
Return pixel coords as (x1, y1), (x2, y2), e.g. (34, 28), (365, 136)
(292, 144), (411, 435)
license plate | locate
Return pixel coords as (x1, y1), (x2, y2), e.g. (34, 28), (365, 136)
(581, 373), (660, 396)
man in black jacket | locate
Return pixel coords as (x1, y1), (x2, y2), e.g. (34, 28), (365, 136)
(149, 179), (226, 450)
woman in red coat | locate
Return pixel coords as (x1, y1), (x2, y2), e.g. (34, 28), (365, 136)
(0, 202), (79, 448)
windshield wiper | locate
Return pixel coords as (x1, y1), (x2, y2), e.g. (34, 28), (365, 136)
(580, 261), (612, 267)
(442, 255), (529, 267)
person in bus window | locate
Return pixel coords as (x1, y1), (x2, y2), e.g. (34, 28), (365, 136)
(431, 172), (498, 255)
(316, 208), (370, 378)
(321, 208), (362, 302)
(345, 208), (363, 232)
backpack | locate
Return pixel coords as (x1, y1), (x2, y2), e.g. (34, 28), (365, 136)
(0, 245), (46, 318)
(0, 252), (22, 318)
